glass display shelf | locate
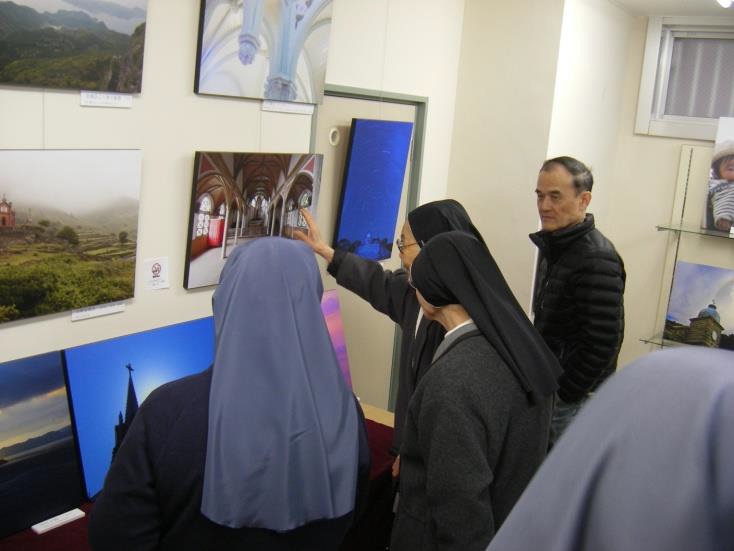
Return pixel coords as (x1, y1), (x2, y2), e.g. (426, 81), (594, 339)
(639, 333), (687, 348)
(656, 224), (734, 239)
(641, 333), (734, 352)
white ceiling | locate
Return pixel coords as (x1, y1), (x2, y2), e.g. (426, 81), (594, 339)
(610, 0), (734, 16)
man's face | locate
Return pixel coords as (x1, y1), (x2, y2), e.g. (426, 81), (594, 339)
(535, 166), (591, 232)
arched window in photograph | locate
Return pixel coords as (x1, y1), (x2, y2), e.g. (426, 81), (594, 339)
(297, 189), (312, 227)
(195, 194), (213, 238)
(286, 198), (298, 228)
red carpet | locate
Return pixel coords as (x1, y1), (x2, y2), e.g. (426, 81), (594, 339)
(1, 421), (395, 550)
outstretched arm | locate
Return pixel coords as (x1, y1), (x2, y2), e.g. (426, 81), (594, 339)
(293, 208), (334, 263)
(294, 208), (413, 324)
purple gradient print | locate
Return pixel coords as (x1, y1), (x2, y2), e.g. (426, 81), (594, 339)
(321, 290), (352, 388)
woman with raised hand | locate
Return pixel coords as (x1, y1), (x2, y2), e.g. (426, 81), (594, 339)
(390, 231), (560, 551)
(89, 238), (369, 551)
(295, 199), (485, 465)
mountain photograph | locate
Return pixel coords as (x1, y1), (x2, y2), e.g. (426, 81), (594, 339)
(0, 0), (147, 92)
(0, 149), (141, 324)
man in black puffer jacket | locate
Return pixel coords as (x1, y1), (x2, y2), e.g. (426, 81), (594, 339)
(530, 156), (625, 445)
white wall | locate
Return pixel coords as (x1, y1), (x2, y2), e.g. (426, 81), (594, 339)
(543, 0), (637, 362)
(327, 0), (465, 204)
(447, 0), (565, 309)
(546, 0), (632, 225)
(0, 0), (465, 365)
(448, 0), (717, 371)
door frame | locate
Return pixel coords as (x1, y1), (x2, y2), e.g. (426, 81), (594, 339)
(312, 84), (428, 411)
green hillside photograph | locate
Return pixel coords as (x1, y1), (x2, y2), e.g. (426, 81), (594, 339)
(0, 0), (147, 92)
(0, 149), (141, 324)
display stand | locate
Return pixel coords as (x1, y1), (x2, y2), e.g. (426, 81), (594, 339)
(0, 407), (395, 551)
(644, 145), (734, 348)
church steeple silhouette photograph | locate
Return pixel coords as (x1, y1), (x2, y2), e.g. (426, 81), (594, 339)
(112, 364), (139, 461)
(63, 317), (215, 498)
(664, 261), (734, 351)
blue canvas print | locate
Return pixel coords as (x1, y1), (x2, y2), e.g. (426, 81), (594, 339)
(64, 317), (215, 498)
(0, 351), (84, 537)
(332, 119), (414, 261)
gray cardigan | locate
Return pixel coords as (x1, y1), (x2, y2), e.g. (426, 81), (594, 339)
(390, 330), (553, 551)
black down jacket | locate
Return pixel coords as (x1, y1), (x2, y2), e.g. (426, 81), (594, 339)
(530, 214), (626, 403)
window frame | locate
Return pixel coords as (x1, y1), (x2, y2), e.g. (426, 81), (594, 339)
(635, 16), (734, 141)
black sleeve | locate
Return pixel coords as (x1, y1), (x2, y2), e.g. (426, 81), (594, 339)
(352, 396), (371, 524)
(417, 371), (497, 551)
(327, 249), (412, 325)
(88, 405), (161, 551)
(559, 249), (625, 401)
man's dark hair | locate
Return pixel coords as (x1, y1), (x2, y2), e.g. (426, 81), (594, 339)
(541, 156), (593, 193)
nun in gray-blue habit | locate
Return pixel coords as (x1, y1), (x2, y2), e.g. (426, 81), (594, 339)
(487, 347), (734, 551)
(89, 238), (369, 551)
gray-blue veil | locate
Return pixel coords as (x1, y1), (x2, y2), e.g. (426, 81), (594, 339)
(488, 347), (734, 551)
(201, 237), (360, 531)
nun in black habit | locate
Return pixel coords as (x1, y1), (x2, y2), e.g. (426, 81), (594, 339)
(390, 231), (561, 551)
(88, 238), (369, 551)
(295, 199), (485, 459)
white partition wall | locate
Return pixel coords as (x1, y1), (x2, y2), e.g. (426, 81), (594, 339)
(0, 1), (465, 370)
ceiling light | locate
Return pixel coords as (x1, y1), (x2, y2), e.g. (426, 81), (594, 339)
(717, 0), (733, 8)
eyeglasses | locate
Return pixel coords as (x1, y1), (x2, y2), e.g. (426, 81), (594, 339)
(395, 238), (421, 253)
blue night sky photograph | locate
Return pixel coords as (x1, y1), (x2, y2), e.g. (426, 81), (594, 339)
(64, 317), (214, 498)
(334, 119), (413, 261)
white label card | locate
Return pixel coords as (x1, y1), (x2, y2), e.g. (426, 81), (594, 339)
(261, 100), (314, 115)
(71, 301), (126, 321)
(80, 91), (133, 108)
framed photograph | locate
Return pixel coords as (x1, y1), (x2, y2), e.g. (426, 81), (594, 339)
(194, 0), (333, 104)
(184, 151), (322, 289)
(332, 119), (414, 261)
(0, 351), (84, 538)
(321, 289), (352, 389)
(0, 1), (148, 93)
(0, 150), (141, 324)
(63, 317), (215, 499)
(664, 260), (734, 350)
(702, 117), (734, 232)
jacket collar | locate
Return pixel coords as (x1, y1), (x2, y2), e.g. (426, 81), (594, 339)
(431, 322), (480, 364)
(529, 213), (595, 254)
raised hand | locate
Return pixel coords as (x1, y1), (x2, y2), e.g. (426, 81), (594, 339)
(293, 208), (335, 263)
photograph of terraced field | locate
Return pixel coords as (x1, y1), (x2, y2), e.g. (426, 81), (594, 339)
(0, 149), (141, 324)
(0, 0), (148, 93)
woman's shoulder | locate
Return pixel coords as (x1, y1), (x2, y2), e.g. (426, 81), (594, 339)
(141, 367), (212, 414)
(426, 335), (517, 394)
(438, 333), (501, 366)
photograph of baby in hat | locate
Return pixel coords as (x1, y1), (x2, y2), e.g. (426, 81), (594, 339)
(703, 118), (734, 233)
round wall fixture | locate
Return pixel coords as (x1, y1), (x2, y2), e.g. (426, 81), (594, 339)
(329, 127), (341, 146)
